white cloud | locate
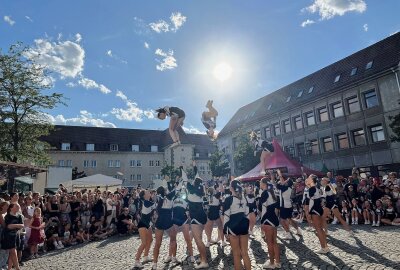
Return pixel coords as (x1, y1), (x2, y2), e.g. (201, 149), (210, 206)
(149, 20), (170, 33)
(25, 37), (85, 78)
(303, 0), (367, 20)
(155, 49), (177, 71)
(133, 16), (151, 36)
(363, 23), (368, 32)
(170, 12), (187, 32)
(144, 42), (150, 49)
(75, 33), (82, 43)
(301, 19), (315, 27)
(4, 15), (15, 26)
(106, 49), (128, 64)
(106, 50), (113, 57)
(111, 90), (154, 122)
(46, 111), (116, 128)
(182, 126), (205, 135)
(66, 82), (76, 87)
(25, 16), (33, 22)
(78, 77), (111, 94)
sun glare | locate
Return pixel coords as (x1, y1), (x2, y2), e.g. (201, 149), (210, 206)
(213, 62), (233, 82)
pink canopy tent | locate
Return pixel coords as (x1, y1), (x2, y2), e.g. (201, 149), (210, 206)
(235, 139), (324, 182)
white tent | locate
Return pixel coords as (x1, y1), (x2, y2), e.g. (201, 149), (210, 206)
(61, 174), (122, 190)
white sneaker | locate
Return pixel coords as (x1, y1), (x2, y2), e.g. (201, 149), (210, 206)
(282, 232), (293, 240)
(331, 220), (338, 225)
(134, 261), (143, 268)
(296, 228), (303, 236)
(142, 256), (152, 264)
(316, 247), (330, 254)
(372, 222), (376, 226)
(194, 262), (209, 269)
(164, 256), (172, 263)
(365, 221), (370, 225)
(210, 238), (218, 244)
(205, 242), (210, 248)
(189, 256), (195, 263)
(263, 262), (276, 269)
(151, 263), (157, 270)
(220, 240), (228, 246)
(171, 257), (180, 264)
(57, 241), (64, 248)
(275, 262), (282, 269)
(325, 230), (329, 236)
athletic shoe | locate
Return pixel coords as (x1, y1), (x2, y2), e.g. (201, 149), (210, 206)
(170, 142), (180, 148)
(281, 232), (293, 240)
(325, 230), (329, 236)
(164, 256), (172, 263)
(275, 262), (282, 269)
(142, 256), (152, 264)
(189, 256), (196, 263)
(210, 238), (218, 244)
(220, 240), (228, 246)
(57, 241), (64, 248)
(263, 262), (276, 269)
(151, 263), (157, 270)
(316, 247), (330, 254)
(171, 257), (180, 264)
(392, 222), (400, 226)
(296, 228), (303, 236)
(194, 262), (209, 269)
(331, 220), (338, 225)
(205, 242), (211, 248)
(372, 222), (376, 226)
(133, 261), (143, 268)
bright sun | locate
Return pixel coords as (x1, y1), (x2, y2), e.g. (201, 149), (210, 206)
(213, 62), (233, 82)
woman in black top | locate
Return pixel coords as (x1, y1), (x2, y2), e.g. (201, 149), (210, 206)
(1, 203), (25, 270)
(156, 106), (185, 147)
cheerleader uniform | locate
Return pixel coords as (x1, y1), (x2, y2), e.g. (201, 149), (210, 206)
(323, 185), (339, 210)
(383, 207), (397, 221)
(258, 189), (279, 227)
(253, 139), (274, 153)
(187, 183), (207, 225)
(137, 200), (156, 229)
(164, 106), (185, 119)
(208, 192), (222, 221)
(172, 192), (189, 226)
(277, 179), (294, 219)
(302, 187), (310, 207)
(155, 190), (176, 230)
(223, 195), (249, 235)
(246, 194), (257, 215)
(308, 186), (324, 216)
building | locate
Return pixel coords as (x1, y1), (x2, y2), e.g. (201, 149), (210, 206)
(218, 33), (400, 177)
(42, 125), (216, 188)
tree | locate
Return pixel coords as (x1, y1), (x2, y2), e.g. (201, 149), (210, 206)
(389, 102), (400, 142)
(160, 163), (180, 180)
(209, 150), (230, 177)
(0, 43), (65, 191)
(233, 128), (259, 175)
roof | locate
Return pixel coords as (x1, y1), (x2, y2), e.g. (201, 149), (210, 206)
(219, 32), (400, 136)
(60, 174), (122, 188)
(42, 125), (216, 159)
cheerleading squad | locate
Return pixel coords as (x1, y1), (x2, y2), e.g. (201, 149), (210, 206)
(132, 162), (375, 270)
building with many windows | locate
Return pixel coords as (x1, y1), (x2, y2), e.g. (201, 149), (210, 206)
(42, 125), (215, 188)
(218, 33), (400, 177)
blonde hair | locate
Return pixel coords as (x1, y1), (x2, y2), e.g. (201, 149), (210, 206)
(33, 207), (42, 217)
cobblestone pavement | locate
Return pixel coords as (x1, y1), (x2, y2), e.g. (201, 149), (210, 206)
(22, 225), (400, 270)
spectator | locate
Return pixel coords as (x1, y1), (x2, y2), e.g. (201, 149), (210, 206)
(27, 208), (45, 259)
(69, 195), (81, 224)
(0, 200), (10, 269)
(117, 207), (135, 235)
(105, 193), (117, 228)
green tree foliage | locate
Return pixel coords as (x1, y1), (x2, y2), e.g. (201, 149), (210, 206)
(233, 128), (259, 174)
(160, 163), (180, 180)
(0, 43), (65, 191)
(209, 150), (230, 177)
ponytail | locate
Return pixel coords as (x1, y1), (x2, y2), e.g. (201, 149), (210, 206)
(261, 177), (277, 201)
(230, 180), (243, 200)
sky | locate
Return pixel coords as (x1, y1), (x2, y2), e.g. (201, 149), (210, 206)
(1, 0), (399, 134)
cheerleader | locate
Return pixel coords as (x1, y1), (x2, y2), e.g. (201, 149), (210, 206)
(259, 177), (280, 269)
(320, 178), (351, 232)
(302, 185), (313, 229)
(201, 100), (218, 140)
(373, 199), (383, 227)
(204, 186), (225, 247)
(152, 185), (176, 269)
(156, 106), (185, 147)
(351, 198), (362, 225)
(381, 200), (400, 225)
(305, 174), (329, 254)
(223, 180), (251, 270)
(362, 200), (373, 225)
(245, 185), (257, 237)
(134, 190), (156, 268)
(185, 164), (209, 269)
(276, 170), (302, 240)
(249, 131), (274, 175)
(341, 201), (350, 224)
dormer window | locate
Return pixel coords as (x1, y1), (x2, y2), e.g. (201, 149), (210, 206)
(365, 61), (373, 70)
(297, 90), (303, 97)
(350, 67), (357, 76)
(308, 86), (314, 93)
(334, 75), (341, 83)
(86, 144), (94, 151)
(110, 144), (118, 151)
(61, 143), (70, 151)
(132, 145), (139, 152)
(286, 96), (291, 102)
(267, 104), (272, 110)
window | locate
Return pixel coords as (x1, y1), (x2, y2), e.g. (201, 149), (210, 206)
(130, 160), (135, 167)
(337, 133), (349, 149)
(370, 125), (385, 142)
(130, 174), (135, 181)
(86, 144), (94, 151)
(365, 61), (373, 70)
(308, 86), (314, 94)
(318, 107), (329, 122)
(91, 160), (97, 168)
(181, 156), (186, 164)
(83, 160), (89, 168)
(264, 127), (271, 138)
(334, 75), (341, 83)
(195, 153), (200, 157)
(115, 160), (121, 168)
(310, 140), (319, 154)
(350, 67), (358, 76)
(286, 96), (291, 102)
(297, 90), (303, 98)
(108, 160), (114, 167)
(151, 145), (158, 152)
(305, 111), (315, 126)
(136, 160), (142, 167)
(149, 160), (154, 167)
(352, 129), (366, 146)
(283, 119), (291, 133)
(347, 96), (360, 113)
(132, 145), (139, 152)
(58, 160), (65, 167)
(364, 90), (378, 108)
(137, 174), (142, 181)
(155, 160), (160, 167)
(61, 143), (70, 151)
(294, 115), (303, 130)
(267, 104), (272, 110)
(66, 160), (72, 167)
(273, 123), (280, 136)
(296, 143), (305, 157)
(332, 102), (344, 118)
(110, 144), (118, 151)
(322, 137), (333, 152)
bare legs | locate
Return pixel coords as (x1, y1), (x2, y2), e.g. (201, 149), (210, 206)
(229, 235), (251, 270)
(191, 224), (207, 264)
(262, 225), (280, 266)
(311, 215), (328, 249)
(135, 227), (153, 261)
(169, 117), (185, 143)
(152, 229), (164, 264)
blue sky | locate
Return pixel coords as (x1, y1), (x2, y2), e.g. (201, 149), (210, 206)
(1, 0), (399, 133)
